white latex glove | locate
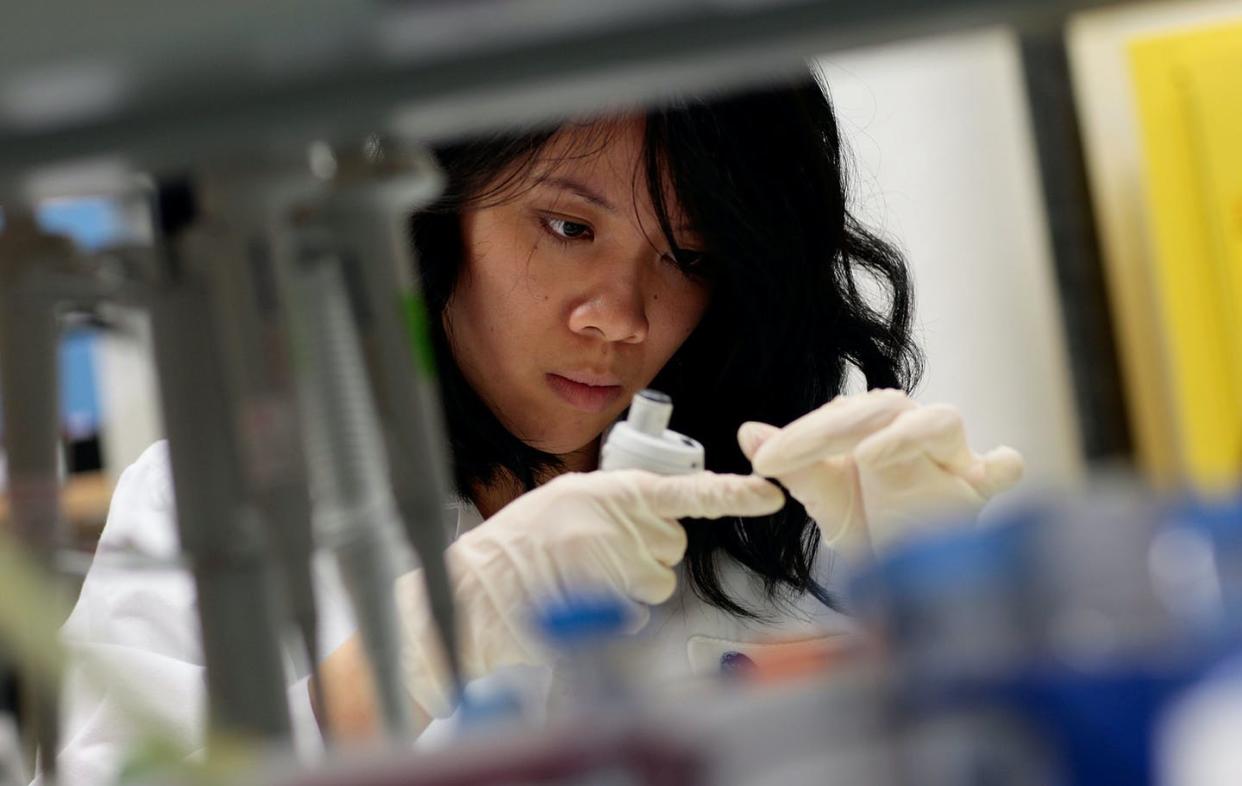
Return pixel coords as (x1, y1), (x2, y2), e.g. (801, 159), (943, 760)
(395, 469), (783, 718)
(737, 389), (1024, 561)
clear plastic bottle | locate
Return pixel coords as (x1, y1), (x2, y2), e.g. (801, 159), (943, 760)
(535, 594), (639, 713)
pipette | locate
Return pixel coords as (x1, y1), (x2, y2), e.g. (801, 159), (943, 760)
(140, 181), (293, 741)
(317, 139), (464, 708)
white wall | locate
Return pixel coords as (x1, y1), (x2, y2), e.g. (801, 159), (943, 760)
(816, 29), (1086, 490)
(96, 307), (164, 483)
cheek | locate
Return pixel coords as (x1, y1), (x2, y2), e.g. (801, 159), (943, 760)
(468, 218), (563, 311)
(649, 277), (711, 357)
(450, 222), (561, 376)
(457, 220), (531, 322)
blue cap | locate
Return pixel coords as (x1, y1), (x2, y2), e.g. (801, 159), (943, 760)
(1168, 492), (1242, 543)
(879, 514), (1033, 598)
(534, 594), (632, 647)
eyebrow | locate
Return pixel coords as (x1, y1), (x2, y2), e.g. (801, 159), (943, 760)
(533, 174), (700, 239)
(533, 176), (616, 212)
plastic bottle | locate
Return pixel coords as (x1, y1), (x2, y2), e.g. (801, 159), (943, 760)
(600, 390), (703, 475)
(535, 594), (638, 712)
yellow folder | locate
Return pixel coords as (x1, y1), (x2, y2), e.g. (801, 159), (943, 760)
(1130, 20), (1242, 490)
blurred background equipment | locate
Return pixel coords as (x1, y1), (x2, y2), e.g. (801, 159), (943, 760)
(2, 0), (1242, 784)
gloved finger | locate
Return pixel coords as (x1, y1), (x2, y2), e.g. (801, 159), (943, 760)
(641, 472), (785, 520)
(738, 421), (781, 462)
(854, 403), (975, 475)
(970, 445), (1024, 498)
(744, 422), (851, 507)
(559, 537), (678, 605)
(637, 511), (689, 568)
(630, 563), (680, 605)
(751, 389), (916, 477)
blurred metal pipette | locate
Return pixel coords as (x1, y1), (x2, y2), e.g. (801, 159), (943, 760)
(186, 162), (330, 735)
(318, 138), (464, 704)
(140, 181), (293, 742)
(278, 224), (417, 738)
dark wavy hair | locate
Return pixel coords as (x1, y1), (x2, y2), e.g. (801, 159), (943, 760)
(411, 70), (922, 617)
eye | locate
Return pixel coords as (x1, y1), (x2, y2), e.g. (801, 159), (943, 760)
(541, 215), (594, 242)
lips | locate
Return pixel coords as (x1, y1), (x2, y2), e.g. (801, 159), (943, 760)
(545, 372), (624, 413)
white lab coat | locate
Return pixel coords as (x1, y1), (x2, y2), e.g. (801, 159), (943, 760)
(50, 441), (855, 784)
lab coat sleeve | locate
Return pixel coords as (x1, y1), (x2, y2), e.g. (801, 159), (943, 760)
(52, 441), (208, 785)
(48, 441), (356, 786)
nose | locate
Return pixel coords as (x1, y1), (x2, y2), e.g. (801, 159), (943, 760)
(567, 265), (649, 344)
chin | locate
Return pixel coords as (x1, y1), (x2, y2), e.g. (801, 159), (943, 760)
(535, 436), (599, 456)
(525, 426), (607, 458)
(509, 403), (614, 457)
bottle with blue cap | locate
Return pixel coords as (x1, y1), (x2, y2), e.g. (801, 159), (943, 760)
(852, 509), (1053, 786)
(534, 593), (641, 715)
(1160, 491), (1242, 642)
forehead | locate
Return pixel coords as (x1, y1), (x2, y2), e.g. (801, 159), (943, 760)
(527, 116), (688, 225)
(537, 116), (645, 180)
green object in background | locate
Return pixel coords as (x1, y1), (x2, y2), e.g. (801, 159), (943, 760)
(118, 732), (259, 786)
(0, 533), (67, 691)
(402, 293), (437, 379)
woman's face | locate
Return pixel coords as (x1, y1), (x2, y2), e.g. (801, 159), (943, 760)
(443, 118), (711, 459)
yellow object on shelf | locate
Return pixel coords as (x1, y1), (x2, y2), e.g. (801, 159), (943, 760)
(1130, 19), (1242, 490)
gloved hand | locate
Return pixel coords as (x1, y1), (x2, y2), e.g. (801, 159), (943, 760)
(395, 469), (783, 718)
(737, 389), (1024, 561)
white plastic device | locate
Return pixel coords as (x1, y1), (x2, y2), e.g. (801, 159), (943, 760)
(600, 389), (705, 475)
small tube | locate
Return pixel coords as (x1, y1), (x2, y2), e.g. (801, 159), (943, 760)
(626, 390), (672, 436)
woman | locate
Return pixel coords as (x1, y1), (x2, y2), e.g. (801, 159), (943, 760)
(316, 74), (1023, 733)
(55, 71), (1022, 778)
